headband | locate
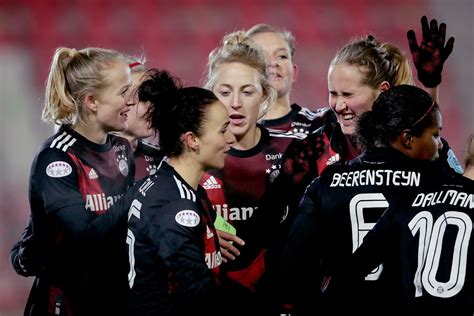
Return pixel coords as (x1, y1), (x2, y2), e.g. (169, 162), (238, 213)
(412, 101), (436, 126)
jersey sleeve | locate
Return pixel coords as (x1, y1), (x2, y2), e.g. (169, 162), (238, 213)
(31, 148), (128, 242)
(147, 198), (218, 298)
(10, 216), (38, 277)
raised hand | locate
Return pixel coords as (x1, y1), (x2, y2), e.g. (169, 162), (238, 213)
(407, 16), (455, 87)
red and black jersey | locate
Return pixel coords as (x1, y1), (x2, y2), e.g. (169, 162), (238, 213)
(133, 139), (164, 181)
(259, 103), (331, 136)
(127, 161), (222, 316)
(352, 173), (473, 313)
(25, 125), (134, 316)
(201, 126), (299, 291)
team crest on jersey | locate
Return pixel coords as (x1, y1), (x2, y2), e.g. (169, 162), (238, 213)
(266, 164), (280, 183)
(175, 210), (200, 227)
(46, 161), (72, 178)
(326, 153), (340, 166)
(116, 154), (129, 176)
(146, 164), (158, 175)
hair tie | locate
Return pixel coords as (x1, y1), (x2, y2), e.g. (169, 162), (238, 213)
(413, 101), (436, 126)
(129, 62), (142, 69)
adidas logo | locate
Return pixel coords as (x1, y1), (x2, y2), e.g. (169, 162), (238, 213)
(88, 168), (98, 179)
(202, 176), (221, 190)
(206, 225), (214, 239)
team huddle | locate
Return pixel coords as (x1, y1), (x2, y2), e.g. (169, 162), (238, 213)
(10, 16), (474, 316)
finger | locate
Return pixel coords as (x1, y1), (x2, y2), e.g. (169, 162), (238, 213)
(442, 37), (455, 60)
(407, 30), (419, 53)
(438, 23), (447, 47)
(421, 16), (430, 40)
(220, 247), (234, 262)
(430, 18), (439, 38)
(217, 230), (245, 246)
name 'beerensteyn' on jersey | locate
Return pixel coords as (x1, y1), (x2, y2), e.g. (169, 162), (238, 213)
(329, 169), (421, 187)
(412, 189), (474, 209)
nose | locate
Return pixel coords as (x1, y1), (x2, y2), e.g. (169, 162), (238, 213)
(437, 138), (443, 151)
(125, 90), (137, 107)
(226, 130), (236, 146)
(231, 94), (242, 109)
(332, 96), (347, 113)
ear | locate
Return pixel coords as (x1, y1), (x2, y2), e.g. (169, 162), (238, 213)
(183, 131), (199, 151)
(379, 81), (390, 93)
(400, 129), (413, 149)
(84, 94), (98, 112)
(292, 63), (298, 82)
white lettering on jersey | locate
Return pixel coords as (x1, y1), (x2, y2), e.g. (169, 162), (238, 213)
(265, 153), (283, 161)
(213, 204), (256, 221)
(113, 145), (126, 152)
(46, 161), (72, 178)
(330, 169), (421, 187)
(85, 193), (123, 212)
(412, 190), (473, 209)
(205, 251), (222, 269)
(175, 210), (200, 227)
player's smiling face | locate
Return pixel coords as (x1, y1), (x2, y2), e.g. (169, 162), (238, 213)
(328, 63), (383, 136)
(197, 101), (235, 170)
(94, 61), (133, 133)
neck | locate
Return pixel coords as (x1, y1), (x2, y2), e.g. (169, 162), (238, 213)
(72, 122), (108, 144)
(233, 125), (261, 150)
(119, 133), (138, 151)
(167, 156), (203, 190)
(260, 95), (291, 120)
(464, 166), (474, 181)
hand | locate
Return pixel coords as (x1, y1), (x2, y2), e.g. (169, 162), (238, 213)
(14, 235), (38, 276)
(216, 230), (245, 263)
(407, 16), (455, 87)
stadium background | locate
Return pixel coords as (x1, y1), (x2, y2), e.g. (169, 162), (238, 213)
(0, 0), (472, 314)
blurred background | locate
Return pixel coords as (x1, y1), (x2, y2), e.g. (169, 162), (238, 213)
(0, 0), (472, 314)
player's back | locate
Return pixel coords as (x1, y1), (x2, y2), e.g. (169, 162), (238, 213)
(294, 147), (442, 309)
(353, 173), (474, 314)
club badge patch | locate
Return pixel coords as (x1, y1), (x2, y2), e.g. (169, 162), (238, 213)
(46, 161), (72, 178)
(175, 210), (200, 227)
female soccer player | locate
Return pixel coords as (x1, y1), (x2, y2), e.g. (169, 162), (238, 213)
(21, 47), (135, 316)
(126, 69), (239, 315)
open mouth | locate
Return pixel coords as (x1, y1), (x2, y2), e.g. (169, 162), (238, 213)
(229, 113), (245, 125)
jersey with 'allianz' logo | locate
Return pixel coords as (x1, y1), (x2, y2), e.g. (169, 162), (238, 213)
(26, 124), (134, 316)
(201, 125), (301, 291)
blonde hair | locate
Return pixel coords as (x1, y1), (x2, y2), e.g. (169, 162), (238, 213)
(204, 30), (276, 118)
(464, 134), (474, 170)
(123, 53), (148, 74)
(330, 35), (414, 89)
(42, 47), (124, 125)
(245, 23), (296, 58)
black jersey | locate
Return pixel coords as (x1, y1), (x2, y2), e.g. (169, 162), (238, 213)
(259, 103), (330, 136)
(279, 147), (451, 313)
(133, 139), (164, 181)
(201, 126), (300, 292)
(25, 125), (134, 316)
(271, 111), (462, 232)
(127, 161), (222, 316)
(351, 175), (473, 314)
